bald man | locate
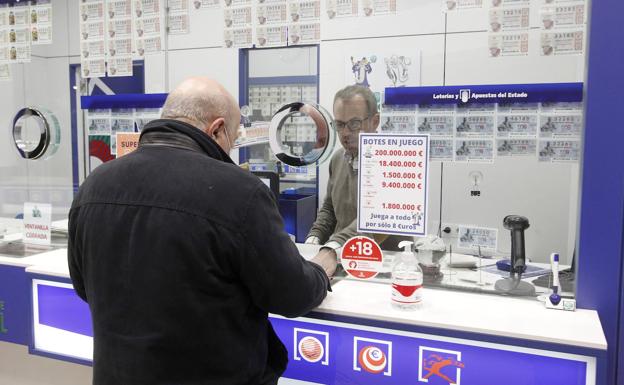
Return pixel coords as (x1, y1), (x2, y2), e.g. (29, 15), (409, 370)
(68, 77), (334, 385)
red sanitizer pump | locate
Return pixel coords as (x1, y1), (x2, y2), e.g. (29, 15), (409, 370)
(391, 241), (423, 310)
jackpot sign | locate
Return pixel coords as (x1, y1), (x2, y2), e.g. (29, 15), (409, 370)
(358, 134), (429, 237)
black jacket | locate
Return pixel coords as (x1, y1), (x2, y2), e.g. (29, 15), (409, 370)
(68, 119), (330, 385)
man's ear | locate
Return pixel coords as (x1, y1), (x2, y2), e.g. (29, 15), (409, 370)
(206, 117), (226, 139)
(371, 113), (380, 131)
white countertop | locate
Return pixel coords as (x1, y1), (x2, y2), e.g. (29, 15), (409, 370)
(317, 279), (606, 350)
(0, 242), (607, 351)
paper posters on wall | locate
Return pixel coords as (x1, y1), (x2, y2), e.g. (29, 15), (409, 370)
(82, 58), (107, 78)
(5, 3), (31, 63)
(430, 139), (454, 161)
(360, 0), (396, 17)
(168, 0), (189, 34)
(135, 0), (164, 57)
(108, 18), (132, 39)
(108, 37), (132, 57)
(257, 2), (288, 25)
(81, 39), (106, 61)
(540, 30), (583, 55)
(443, 0), (483, 12)
(357, 134), (429, 236)
(496, 114), (537, 137)
(255, 25), (288, 47)
(538, 139), (580, 162)
(539, 114), (582, 138)
(80, 1), (105, 22)
(489, 7), (529, 32)
(23, 202), (52, 246)
(454, 139), (494, 162)
(223, 0), (253, 47)
(346, 50), (421, 92)
(496, 138), (536, 156)
(326, 0), (358, 19)
(417, 115), (454, 136)
(540, 4), (585, 30)
(288, 0), (320, 22)
(135, 108), (161, 130)
(379, 114), (417, 133)
(30, 1), (53, 45)
(80, 1), (106, 77)
(192, 0), (221, 10)
(488, 33), (529, 57)
(224, 6), (252, 27)
(224, 27), (253, 47)
(288, 22), (320, 44)
(455, 115), (495, 138)
(107, 56), (133, 76)
(107, 0), (132, 77)
(87, 117), (112, 134)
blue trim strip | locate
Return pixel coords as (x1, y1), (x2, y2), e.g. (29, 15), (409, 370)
(69, 64), (79, 194)
(384, 82), (583, 105)
(80, 93), (168, 109)
(248, 75), (318, 86)
(238, 49), (250, 164)
(577, 0), (624, 384)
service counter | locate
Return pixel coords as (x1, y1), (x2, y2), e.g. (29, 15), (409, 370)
(0, 241), (608, 385)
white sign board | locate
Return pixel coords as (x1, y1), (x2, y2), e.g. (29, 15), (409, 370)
(23, 202), (52, 245)
(357, 134), (429, 236)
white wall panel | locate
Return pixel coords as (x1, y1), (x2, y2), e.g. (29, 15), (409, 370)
(167, 47), (239, 100)
(249, 47), (318, 78)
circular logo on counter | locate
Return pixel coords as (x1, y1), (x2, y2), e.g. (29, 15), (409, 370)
(298, 336), (324, 363)
(341, 236), (383, 280)
(358, 346), (387, 373)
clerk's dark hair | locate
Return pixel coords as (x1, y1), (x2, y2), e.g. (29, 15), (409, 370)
(333, 85), (379, 117)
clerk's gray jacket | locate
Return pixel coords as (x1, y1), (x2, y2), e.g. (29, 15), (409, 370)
(68, 119), (330, 385)
(307, 148), (404, 250)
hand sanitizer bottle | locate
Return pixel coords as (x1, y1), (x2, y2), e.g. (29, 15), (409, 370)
(391, 241), (424, 310)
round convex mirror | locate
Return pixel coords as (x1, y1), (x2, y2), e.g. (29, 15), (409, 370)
(269, 102), (336, 167)
(12, 107), (61, 160)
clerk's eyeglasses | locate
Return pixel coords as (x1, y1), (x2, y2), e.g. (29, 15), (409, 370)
(333, 116), (370, 132)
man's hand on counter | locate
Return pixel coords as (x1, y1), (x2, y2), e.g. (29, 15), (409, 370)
(310, 248), (338, 278)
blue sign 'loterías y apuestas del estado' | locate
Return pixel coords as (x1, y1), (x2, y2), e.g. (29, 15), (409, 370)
(384, 83), (583, 105)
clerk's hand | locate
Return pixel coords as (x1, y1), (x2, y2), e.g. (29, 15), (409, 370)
(310, 248), (338, 278)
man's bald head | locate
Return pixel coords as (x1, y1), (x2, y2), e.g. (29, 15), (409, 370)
(161, 77), (240, 152)
(162, 77), (239, 133)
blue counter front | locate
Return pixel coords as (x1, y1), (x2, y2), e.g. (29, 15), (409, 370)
(0, 245), (605, 385)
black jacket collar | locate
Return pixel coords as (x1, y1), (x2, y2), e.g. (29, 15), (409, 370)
(139, 119), (235, 165)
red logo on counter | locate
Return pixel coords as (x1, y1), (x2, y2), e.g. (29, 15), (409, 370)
(341, 236), (383, 280)
(358, 346), (387, 374)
